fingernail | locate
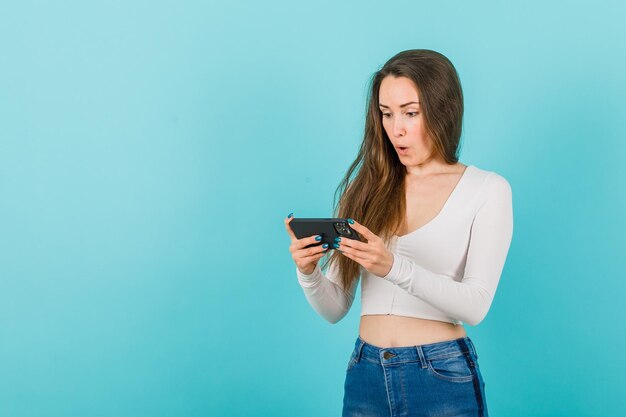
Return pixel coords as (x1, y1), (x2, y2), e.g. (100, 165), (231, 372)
(347, 218), (354, 224)
(333, 243), (340, 248)
(322, 243), (329, 248)
(315, 235), (322, 241)
(287, 212), (293, 218)
(334, 237), (341, 242)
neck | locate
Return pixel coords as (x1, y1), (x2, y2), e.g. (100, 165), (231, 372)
(404, 157), (458, 179)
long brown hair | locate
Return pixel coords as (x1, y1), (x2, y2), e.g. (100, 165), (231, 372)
(320, 49), (465, 290)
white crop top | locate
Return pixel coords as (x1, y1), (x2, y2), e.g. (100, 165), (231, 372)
(296, 164), (513, 326)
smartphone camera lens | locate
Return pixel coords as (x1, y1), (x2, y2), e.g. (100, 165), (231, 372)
(334, 222), (353, 236)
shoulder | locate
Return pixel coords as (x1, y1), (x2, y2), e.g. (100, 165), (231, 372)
(468, 165), (512, 207)
(469, 165), (511, 192)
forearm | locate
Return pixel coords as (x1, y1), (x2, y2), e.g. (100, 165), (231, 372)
(382, 253), (494, 325)
(296, 263), (355, 324)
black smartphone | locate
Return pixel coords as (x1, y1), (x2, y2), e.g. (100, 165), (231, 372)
(289, 218), (362, 249)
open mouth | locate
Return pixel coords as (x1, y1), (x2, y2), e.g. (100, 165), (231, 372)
(396, 146), (410, 155)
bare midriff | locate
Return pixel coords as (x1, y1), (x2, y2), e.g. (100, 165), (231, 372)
(359, 315), (467, 348)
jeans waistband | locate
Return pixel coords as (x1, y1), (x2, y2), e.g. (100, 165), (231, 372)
(353, 335), (478, 367)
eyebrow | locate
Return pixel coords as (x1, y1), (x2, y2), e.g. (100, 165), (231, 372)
(379, 101), (420, 108)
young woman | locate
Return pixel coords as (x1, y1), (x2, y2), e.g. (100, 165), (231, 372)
(284, 49), (513, 417)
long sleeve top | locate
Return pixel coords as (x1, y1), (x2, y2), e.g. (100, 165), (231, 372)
(296, 164), (514, 326)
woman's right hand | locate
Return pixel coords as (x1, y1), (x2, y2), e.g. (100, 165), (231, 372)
(284, 214), (330, 275)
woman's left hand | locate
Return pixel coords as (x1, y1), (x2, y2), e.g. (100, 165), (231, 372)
(335, 218), (394, 278)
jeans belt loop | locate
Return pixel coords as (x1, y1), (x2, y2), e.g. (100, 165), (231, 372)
(467, 338), (478, 360)
(355, 340), (365, 363)
(415, 345), (428, 369)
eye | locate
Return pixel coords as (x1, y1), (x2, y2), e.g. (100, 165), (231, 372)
(381, 113), (391, 118)
(407, 112), (418, 117)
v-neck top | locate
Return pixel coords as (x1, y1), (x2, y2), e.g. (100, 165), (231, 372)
(296, 164), (514, 326)
(394, 163), (470, 240)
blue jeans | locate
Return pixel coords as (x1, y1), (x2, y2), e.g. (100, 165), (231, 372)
(343, 335), (488, 417)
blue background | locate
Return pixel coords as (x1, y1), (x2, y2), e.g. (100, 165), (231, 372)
(1, 1), (624, 416)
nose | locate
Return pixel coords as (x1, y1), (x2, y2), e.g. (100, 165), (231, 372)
(392, 117), (405, 137)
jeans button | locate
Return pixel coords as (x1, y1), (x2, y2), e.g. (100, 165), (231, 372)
(383, 351), (396, 360)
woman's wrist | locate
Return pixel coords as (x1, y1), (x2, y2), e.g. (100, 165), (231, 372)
(298, 263), (318, 277)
